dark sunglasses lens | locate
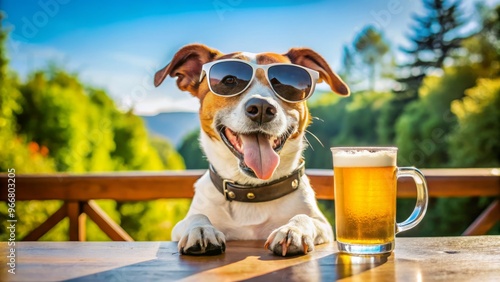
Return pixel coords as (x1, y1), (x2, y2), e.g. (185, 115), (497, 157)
(209, 61), (253, 96)
(268, 66), (312, 101)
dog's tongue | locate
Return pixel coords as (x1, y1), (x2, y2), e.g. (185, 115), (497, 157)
(240, 133), (280, 180)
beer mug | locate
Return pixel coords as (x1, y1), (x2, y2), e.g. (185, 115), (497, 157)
(331, 147), (428, 255)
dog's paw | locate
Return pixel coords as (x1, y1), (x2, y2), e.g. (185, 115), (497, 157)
(178, 225), (226, 256)
(264, 225), (314, 257)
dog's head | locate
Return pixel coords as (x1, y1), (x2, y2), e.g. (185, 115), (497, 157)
(155, 44), (349, 183)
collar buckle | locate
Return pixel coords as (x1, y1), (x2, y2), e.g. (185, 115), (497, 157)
(222, 179), (236, 201)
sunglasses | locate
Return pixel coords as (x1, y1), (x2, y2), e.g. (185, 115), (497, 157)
(200, 59), (319, 103)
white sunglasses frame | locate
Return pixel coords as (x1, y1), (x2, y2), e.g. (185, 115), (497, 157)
(199, 59), (320, 103)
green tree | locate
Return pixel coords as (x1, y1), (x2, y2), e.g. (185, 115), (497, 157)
(332, 91), (392, 146)
(150, 135), (186, 170)
(0, 19), (190, 241)
(85, 89), (119, 171)
(111, 111), (164, 171)
(395, 2), (500, 168)
(0, 14), (55, 173)
(339, 26), (393, 92)
(304, 94), (349, 169)
(0, 20), (56, 241)
(17, 70), (95, 172)
(448, 78), (500, 167)
(395, 65), (478, 167)
(14, 66), (173, 173)
(445, 4), (500, 168)
(397, 0), (465, 96)
(352, 26), (391, 91)
(401, 0), (465, 71)
(380, 0), (466, 145)
(177, 129), (208, 169)
(394, 3), (500, 237)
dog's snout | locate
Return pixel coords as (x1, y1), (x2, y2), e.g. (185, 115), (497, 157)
(245, 98), (277, 124)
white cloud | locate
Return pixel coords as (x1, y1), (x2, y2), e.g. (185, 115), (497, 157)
(133, 96), (199, 115)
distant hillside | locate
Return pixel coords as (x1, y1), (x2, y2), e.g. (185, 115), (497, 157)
(140, 112), (199, 147)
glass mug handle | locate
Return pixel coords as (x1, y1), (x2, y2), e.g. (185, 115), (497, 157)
(396, 167), (429, 233)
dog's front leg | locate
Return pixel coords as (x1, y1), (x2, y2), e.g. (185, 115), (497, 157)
(172, 214), (226, 255)
(264, 214), (332, 256)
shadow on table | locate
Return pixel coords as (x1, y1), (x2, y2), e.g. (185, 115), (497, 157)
(243, 253), (390, 281)
(65, 242), (252, 281)
(66, 242), (389, 281)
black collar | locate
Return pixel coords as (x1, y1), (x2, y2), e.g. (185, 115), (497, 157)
(209, 162), (305, 202)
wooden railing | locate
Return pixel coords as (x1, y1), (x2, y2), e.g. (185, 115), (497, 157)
(1, 168), (499, 241)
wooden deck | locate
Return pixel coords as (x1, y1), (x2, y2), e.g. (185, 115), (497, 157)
(1, 168), (499, 241)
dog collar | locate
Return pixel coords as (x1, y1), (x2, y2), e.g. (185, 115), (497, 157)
(209, 162), (305, 202)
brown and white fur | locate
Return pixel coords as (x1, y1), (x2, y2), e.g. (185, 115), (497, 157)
(154, 44), (349, 256)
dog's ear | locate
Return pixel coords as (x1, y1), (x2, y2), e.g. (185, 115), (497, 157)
(285, 48), (350, 96)
(154, 44), (222, 96)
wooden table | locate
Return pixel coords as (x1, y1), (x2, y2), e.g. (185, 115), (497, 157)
(1, 236), (499, 281)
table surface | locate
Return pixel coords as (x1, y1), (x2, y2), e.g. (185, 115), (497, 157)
(1, 236), (499, 282)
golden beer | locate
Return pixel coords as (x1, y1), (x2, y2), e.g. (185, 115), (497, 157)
(331, 147), (428, 254)
(334, 166), (396, 244)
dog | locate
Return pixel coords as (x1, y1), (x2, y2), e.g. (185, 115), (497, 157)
(154, 44), (349, 256)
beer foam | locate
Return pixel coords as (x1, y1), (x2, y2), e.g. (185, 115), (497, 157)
(332, 149), (396, 167)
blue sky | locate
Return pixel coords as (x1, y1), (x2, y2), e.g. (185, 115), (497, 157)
(2, 0), (498, 114)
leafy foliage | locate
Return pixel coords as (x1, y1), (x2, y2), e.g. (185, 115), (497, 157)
(0, 15), (55, 173)
(448, 78), (500, 167)
(0, 19), (189, 241)
(395, 65), (478, 167)
(150, 135), (186, 170)
(177, 129), (209, 169)
(380, 0), (467, 145)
